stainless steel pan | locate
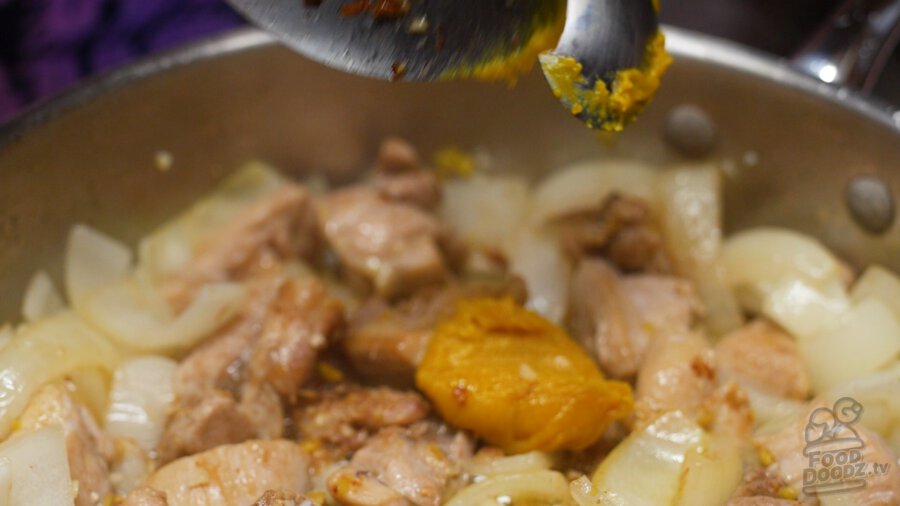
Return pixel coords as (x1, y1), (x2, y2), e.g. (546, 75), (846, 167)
(0, 27), (898, 320)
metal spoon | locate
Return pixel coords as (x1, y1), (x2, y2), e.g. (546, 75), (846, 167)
(225, 0), (662, 129)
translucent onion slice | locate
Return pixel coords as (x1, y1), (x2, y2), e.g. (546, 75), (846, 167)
(508, 228), (571, 324)
(105, 356), (178, 451)
(824, 364), (900, 455)
(0, 312), (119, 438)
(531, 159), (658, 224)
(65, 223), (133, 304)
(0, 426), (74, 505)
(722, 227), (851, 291)
(137, 162), (286, 281)
(464, 451), (554, 478)
(673, 434), (743, 506)
(21, 271), (65, 322)
(444, 470), (572, 506)
(798, 298), (900, 393)
(439, 174), (532, 252)
(591, 411), (706, 506)
(851, 265), (900, 320)
(657, 166), (742, 336)
(77, 278), (244, 354)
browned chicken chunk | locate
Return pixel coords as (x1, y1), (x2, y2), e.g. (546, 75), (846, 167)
(716, 320), (810, 400)
(293, 384), (429, 455)
(17, 382), (114, 506)
(163, 184), (320, 311)
(248, 277), (345, 401)
(132, 440), (311, 506)
(327, 423), (473, 506)
(556, 193), (672, 273)
(568, 258), (701, 379)
(159, 270), (344, 462)
(373, 138), (441, 210)
(633, 330), (717, 428)
(318, 187), (458, 298)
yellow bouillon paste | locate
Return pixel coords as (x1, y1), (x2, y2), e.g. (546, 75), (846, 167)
(540, 31), (672, 131)
(415, 298), (633, 454)
(440, 1), (566, 84)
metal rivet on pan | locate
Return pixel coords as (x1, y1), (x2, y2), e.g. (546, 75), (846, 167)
(845, 175), (895, 235)
(663, 104), (718, 158)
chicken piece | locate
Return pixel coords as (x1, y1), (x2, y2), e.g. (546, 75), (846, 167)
(568, 258), (700, 379)
(757, 404), (900, 505)
(156, 390), (258, 464)
(164, 184), (320, 310)
(633, 330), (717, 429)
(374, 138), (441, 211)
(120, 488), (169, 506)
(556, 193), (671, 273)
(327, 423), (473, 506)
(728, 467), (796, 505)
(160, 271), (344, 462)
(343, 274), (527, 385)
(704, 381), (755, 442)
(318, 187), (457, 298)
(133, 440), (311, 506)
(17, 382), (114, 506)
(248, 277), (345, 401)
(172, 270), (290, 400)
(293, 384), (429, 453)
(716, 320), (811, 400)
(252, 490), (322, 506)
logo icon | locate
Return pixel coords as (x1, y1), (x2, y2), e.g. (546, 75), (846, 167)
(802, 397), (867, 495)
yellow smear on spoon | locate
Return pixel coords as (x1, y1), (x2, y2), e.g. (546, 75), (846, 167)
(540, 30), (672, 131)
(440, 1), (565, 84)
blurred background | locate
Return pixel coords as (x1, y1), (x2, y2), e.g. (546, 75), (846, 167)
(0, 0), (898, 123)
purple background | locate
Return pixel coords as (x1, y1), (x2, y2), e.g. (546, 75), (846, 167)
(0, 0), (243, 122)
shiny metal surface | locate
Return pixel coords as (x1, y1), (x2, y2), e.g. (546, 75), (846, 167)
(0, 27), (899, 321)
(794, 0), (900, 90)
(224, 0), (565, 80)
(552, 0), (658, 84)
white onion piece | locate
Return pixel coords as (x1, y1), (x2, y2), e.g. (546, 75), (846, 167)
(444, 470), (571, 506)
(0, 426), (74, 505)
(741, 384), (806, 430)
(105, 356), (178, 451)
(67, 368), (112, 423)
(823, 363), (900, 454)
(760, 277), (850, 339)
(508, 228), (571, 323)
(674, 434), (743, 506)
(798, 298), (900, 393)
(0, 312), (119, 438)
(465, 451), (554, 478)
(439, 174), (531, 252)
(531, 159), (658, 224)
(591, 411), (705, 506)
(21, 271), (65, 322)
(137, 162), (286, 281)
(657, 166), (742, 335)
(77, 278), (244, 354)
(722, 227), (850, 294)
(851, 265), (900, 320)
(65, 223), (133, 304)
